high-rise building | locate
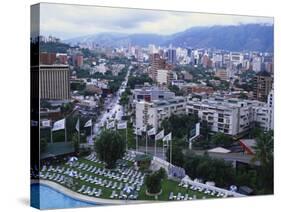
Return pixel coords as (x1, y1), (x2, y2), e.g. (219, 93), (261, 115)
(73, 54), (84, 67)
(167, 48), (177, 65)
(156, 69), (173, 86)
(230, 52), (243, 66)
(253, 71), (273, 102)
(39, 65), (70, 100)
(150, 53), (166, 80)
(186, 97), (269, 136)
(267, 89), (274, 130)
(135, 97), (186, 130)
(40, 52), (56, 65)
(57, 53), (68, 64)
(215, 69), (229, 81)
(252, 56), (262, 72)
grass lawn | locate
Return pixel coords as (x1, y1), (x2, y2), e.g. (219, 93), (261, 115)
(41, 155), (219, 201)
(139, 179), (215, 201)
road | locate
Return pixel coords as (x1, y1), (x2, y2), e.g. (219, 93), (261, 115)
(135, 146), (260, 166)
(91, 66), (131, 140)
(192, 150), (260, 166)
(138, 146), (167, 160)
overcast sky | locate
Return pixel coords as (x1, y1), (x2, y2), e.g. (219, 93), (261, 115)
(40, 3), (273, 40)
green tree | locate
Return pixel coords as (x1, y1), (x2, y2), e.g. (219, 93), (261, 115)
(94, 129), (126, 168)
(71, 133), (79, 153)
(127, 74), (153, 89)
(161, 114), (199, 139)
(145, 168), (167, 194)
(168, 85), (184, 96)
(251, 130), (273, 194)
(210, 132), (233, 147)
(40, 138), (48, 153)
(252, 130), (273, 166)
(165, 140), (184, 167)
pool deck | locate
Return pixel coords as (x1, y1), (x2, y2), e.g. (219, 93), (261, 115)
(31, 179), (156, 205)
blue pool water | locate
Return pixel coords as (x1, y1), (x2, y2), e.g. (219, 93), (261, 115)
(31, 184), (97, 209)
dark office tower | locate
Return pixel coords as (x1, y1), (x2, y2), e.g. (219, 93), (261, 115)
(39, 65), (70, 100)
(167, 48), (177, 65)
(187, 48), (192, 57)
(253, 70), (273, 102)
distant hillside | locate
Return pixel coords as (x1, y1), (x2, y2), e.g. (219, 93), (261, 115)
(167, 24), (273, 52)
(64, 24), (273, 52)
(40, 41), (72, 53)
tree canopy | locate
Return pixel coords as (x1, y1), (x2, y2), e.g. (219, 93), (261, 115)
(161, 114), (199, 139)
(145, 167), (167, 194)
(94, 129), (126, 168)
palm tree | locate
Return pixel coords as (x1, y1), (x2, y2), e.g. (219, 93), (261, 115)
(252, 130), (273, 166)
(251, 130), (274, 194)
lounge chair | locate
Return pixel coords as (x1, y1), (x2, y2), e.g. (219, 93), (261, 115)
(83, 186), (91, 194)
(89, 188), (96, 196)
(176, 193), (181, 200)
(78, 185), (85, 193)
(169, 192), (174, 200)
(95, 189), (102, 197)
(110, 190), (116, 199)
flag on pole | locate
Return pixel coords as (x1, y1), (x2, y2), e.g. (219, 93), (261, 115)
(163, 132), (172, 145)
(41, 120), (51, 127)
(134, 128), (142, 135)
(117, 121), (127, 130)
(147, 128), (156, 136)
(155, 130), (164, 140)
(52, 118), (65, 131)
(75, 118), (80, 132)
(107, 121), (115, 129)
(141, 125), (147, 132)
(84, 119), (92, 128)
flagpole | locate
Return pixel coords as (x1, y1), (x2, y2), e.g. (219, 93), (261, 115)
(64, 118), (67, 143)
(145, 130), (148, 154)
(154, 136), (156, 156)
(50, 128), (53, 143)
(163, 140), (165, 160)
(136, 129), (138, 152)
(170, 139), (172, 165)
(126, 126), (128, 151)
(78, 118), (80, 145)
(91, 119), (93, 142)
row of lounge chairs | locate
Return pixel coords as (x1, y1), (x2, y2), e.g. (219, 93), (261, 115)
(169, 192), (198, 201)
(85, 154), (105, 165)
(40, 172), (65, 184)
(72, 162), (144, 187)
(178, 182), (228, 197)
(77, 185), (102, 197)
(110, 190), (138, 200)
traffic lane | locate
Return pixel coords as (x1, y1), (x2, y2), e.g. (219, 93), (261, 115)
(192, 150), (260, 165)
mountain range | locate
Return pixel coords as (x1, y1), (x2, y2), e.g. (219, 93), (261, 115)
(64, 24), (273, 52)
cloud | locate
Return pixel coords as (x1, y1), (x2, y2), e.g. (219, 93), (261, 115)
(39, 3), (273, 39)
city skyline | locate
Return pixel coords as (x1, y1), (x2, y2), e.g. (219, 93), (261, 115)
(40, 3), (273, 40)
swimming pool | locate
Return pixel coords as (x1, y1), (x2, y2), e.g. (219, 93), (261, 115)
(31, 183), (97, 209)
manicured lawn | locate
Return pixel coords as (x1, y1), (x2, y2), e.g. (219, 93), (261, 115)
(139, 179), (215, 201)
(41, 154), (219, 201)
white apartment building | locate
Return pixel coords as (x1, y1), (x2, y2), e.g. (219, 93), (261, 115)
(156, 69), (172, 85)
(135, 97), (186, 130)
(186, 97), (271, 136)
(251, 89), (274, 131)
(230, 52), (243, 66)
(135, 93), (274, 136)
(267, 89), (274, 130)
